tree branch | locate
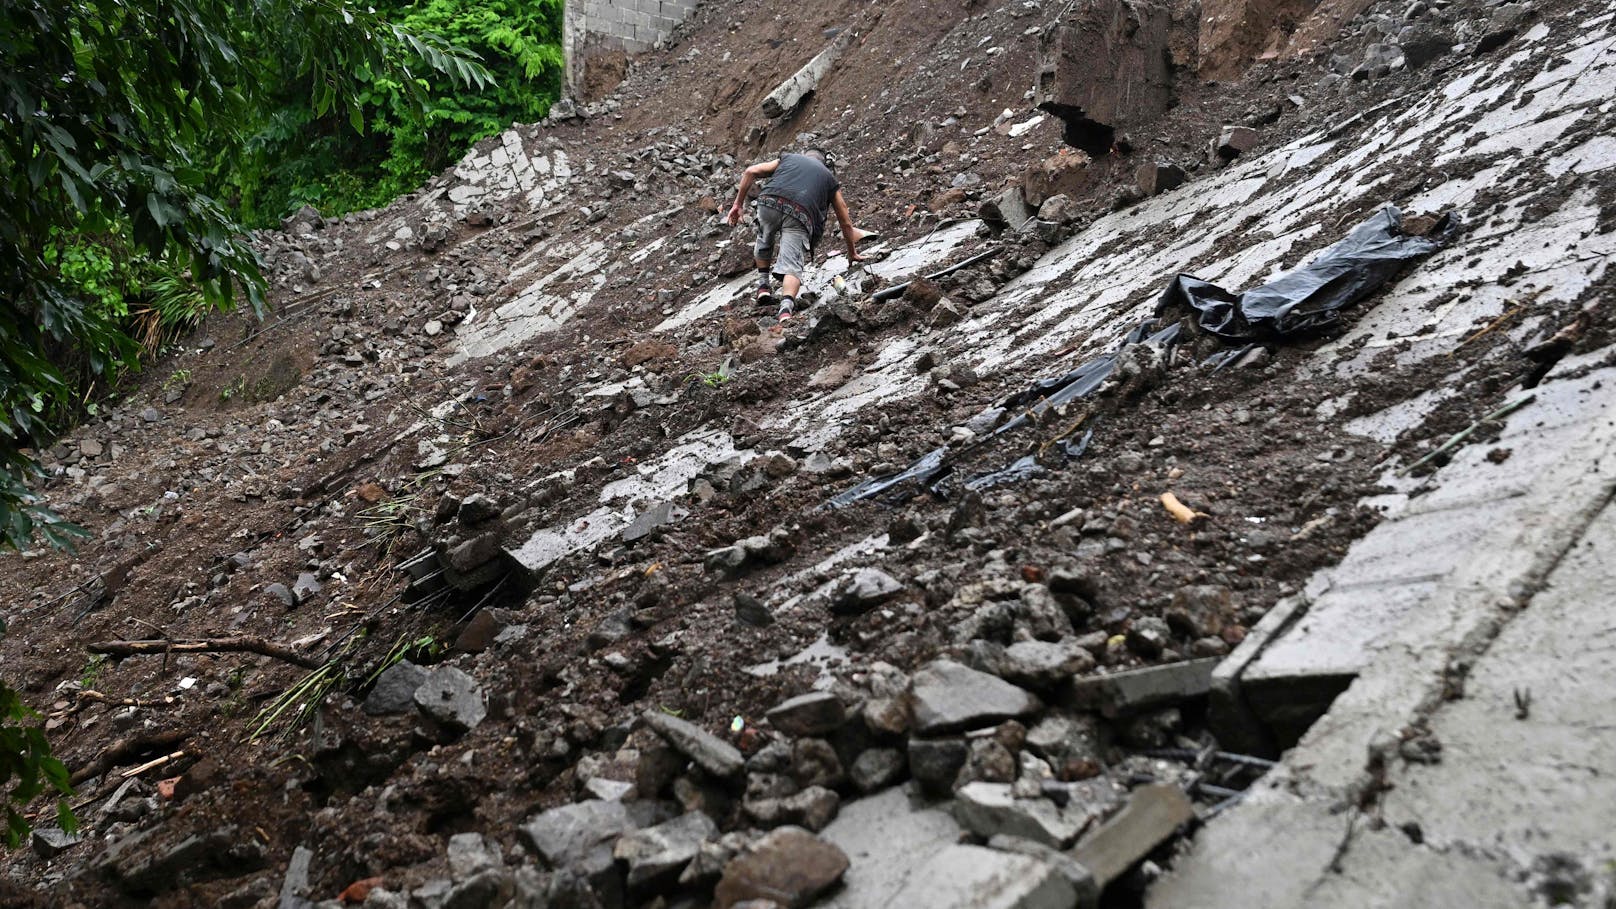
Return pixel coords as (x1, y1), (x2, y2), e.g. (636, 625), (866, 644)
(86, 636), (325, 669)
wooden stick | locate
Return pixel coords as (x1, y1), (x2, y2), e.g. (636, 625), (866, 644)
(86, 636), (325, 669)
(122, 750), (185, 779)
(70, 730), (187, 785)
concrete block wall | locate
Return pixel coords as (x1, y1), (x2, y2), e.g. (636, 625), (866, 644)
(565, 0), (699, 89)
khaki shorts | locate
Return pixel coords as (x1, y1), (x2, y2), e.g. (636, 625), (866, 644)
(754, 204), (812, 280)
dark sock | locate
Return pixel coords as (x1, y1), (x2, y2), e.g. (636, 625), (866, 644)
(778, 295), (796, 309)
(756, 267), (771, 285)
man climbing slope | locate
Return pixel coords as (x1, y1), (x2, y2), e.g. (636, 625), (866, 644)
(726, 149), (870, 321)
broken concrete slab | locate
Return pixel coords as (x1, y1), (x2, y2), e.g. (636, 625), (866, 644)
(819, 785), (963, 909)
(1035, 0), (1177, 155)
(642, 710), (746, 779)
(888, 843), (1079, 909)
(762, 30), (858, 118)
(952, 781), (1114, 848)
(987, 834), (1100, 909)
(1070, 784), (1194, 888)
(1068, 658), (1219, 718)
(909, 659), (1041, 734)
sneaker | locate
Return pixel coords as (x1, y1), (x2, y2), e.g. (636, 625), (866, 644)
(755, 282), (775, 306)
(777, 298), (795, 321)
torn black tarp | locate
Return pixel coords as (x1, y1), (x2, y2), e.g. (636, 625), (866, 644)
(826, 445), (952, 509)
(1158, 206), (1460, 341)
(826, 322), (1171, 508)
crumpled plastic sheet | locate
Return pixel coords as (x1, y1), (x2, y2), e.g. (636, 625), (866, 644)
(827, 207), (1457, 506)
(1159, 206), (1460, 341)
(826, 322), (1169, 508)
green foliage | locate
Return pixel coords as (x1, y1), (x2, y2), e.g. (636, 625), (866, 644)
(225, 0), (564, 224)
(0, 0), (489, 553)
(1, 621), (76, 848)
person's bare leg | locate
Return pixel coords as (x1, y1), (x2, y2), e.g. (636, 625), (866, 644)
(781, 274), (801, 298)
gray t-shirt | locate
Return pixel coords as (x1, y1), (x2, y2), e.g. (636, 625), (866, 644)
(759, 153), (839, 242)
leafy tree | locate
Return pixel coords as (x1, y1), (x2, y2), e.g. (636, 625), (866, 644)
(222, 0), (565, 224)
(0, 0), (489, 843)
(0, 0), (490, 550)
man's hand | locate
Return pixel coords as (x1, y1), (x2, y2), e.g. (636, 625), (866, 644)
(726, 203), (744, 226)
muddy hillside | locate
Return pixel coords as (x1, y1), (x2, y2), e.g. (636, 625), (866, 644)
(4, 0), (1614, 906)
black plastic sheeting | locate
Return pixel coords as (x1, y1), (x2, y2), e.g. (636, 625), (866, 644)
(826, 322), (1172, 508)
(1158, 206), (1461, 342)
(826, 205), (1458, 508)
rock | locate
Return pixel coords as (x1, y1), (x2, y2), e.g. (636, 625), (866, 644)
(929, 298), (968, 328)
(613, 811), (718, 891)
(1210, 126), (1258, 162)
(850, 748), (906, 793)
(1125, 616), (1171, 658)
(1401, 26), (1451, 68)
(624, 501), (687, 543)
(734, 593), (774, 627)
(453, 608), (514, 654)
(457, 494), (501, 526)
(714, 827), (849, 908)
(953, 781), (1117, 848)
(32, 826), (81, 859)
(518, 800), (638, 867)
(831, 568), (903, 614)
(79, 439), (105, 458)
(1024, 715), (1105, 779)
(790, 738), (845, 789)
(1068, 658), (1219, 717)
(1135, 162), (1186, 196)
(413, 666), (487, 732)
(447, 832), (499, 880)
(140, 407), (162, 423)
(908, 738), (970, 797)
(997, 640), (1096, 689)
(909, 660), (1040, 734)
(445, 530), (500, 575)
(364, 661), (429, 716)
(263, 583), (296, 608)
(1070, 784), (1194, 888)
(745, 786), (840, 832)
(979, 185), (1034, 231)
(585, 777), (635, 801)
(1166, 584), (1230, 638)
(291, 571), (322, 602)
(766, 692), (846, 737)
(888, 843), (1078, 908)
(642, 710), (745, 779)
(443, 869), (514, 909)
(1036, 194), (1078, 225)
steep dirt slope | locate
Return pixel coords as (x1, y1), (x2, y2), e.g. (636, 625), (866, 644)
(2, 0), (1611, 905)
